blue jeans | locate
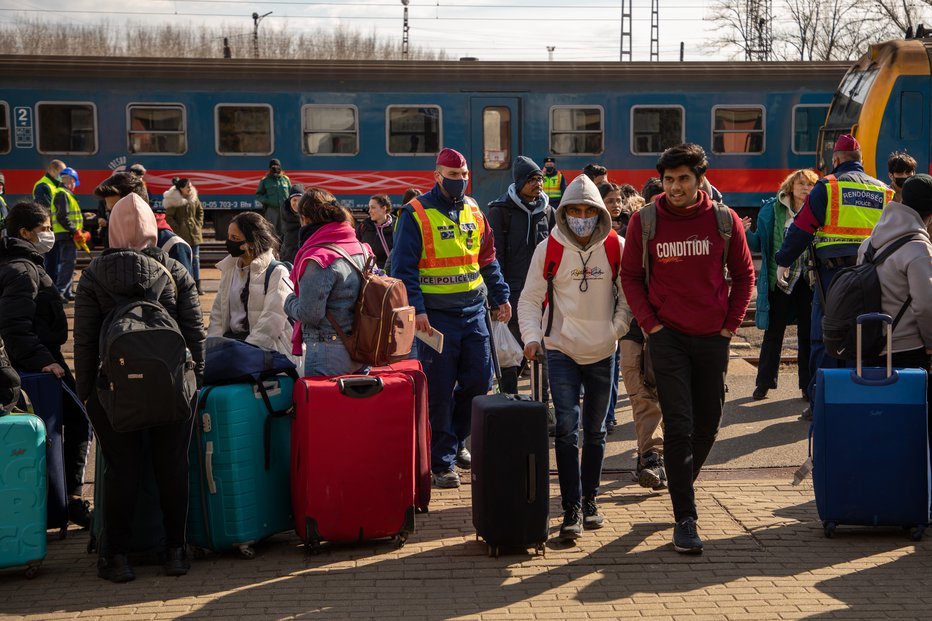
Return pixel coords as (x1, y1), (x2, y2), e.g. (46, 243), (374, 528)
(547, 349), (614, 509)
(55, 239), (77, 297)
(605, 347), (621, 425)
(418, 308), (491, 474)
(303, 337), (366, 377)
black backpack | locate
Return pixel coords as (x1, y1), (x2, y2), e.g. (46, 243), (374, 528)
(96, 256), (196, 432)
(822, 234), (918, 360)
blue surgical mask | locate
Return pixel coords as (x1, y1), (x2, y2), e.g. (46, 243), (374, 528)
(441, 177), (467, 201)
(566, 215), (598, 238)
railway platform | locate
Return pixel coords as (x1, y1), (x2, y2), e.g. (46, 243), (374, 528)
(3, 269), (929, 620)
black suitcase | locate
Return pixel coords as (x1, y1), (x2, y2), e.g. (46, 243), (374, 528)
(470, 345), (549, 557)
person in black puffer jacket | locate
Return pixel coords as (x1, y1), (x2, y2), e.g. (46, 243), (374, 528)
(278, 184), (304, 264)
(487, 156), (553, 395)
(0, 200), (92, 526)
(74, 193), (205, 584)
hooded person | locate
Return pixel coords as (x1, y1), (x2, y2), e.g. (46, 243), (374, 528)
(73, 192), (205, 583)
(856, 174), (932, 366)
(517, 173), (631, 541)
(487, 156), (554, 395)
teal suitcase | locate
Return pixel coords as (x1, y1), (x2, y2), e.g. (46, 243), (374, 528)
(188, 375), (295, 558)
(0, 412), (47, 578)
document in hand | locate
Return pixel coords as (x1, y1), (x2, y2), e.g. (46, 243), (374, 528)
(416, 328), (444, 354)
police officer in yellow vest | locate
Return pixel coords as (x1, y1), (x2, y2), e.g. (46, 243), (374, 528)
(542, 156), (567, 209)
(392, 147), (511, 489)
(775, 134), (892, 408)
(47, 167), (90, 301)
(32, 160), (67, 210)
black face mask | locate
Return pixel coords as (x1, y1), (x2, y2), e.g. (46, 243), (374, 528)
(226, 239), (247, 257)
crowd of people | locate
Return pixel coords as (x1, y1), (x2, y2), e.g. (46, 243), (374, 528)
(0, 132), (929, 580)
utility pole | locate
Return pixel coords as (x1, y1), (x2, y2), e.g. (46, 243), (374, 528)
(744, 0), (772, 61)
(650, 0), (659, 62)
(252, 11), (272, 59)
(547, 45), (555, 62)
(620, 0), (632, 62)
(401, 0), (410, 59)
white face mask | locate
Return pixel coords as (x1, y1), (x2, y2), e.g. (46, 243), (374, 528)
(34, 231), (55, 254)
(566, 215), (598, 238)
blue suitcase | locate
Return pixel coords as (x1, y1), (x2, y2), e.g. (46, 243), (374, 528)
(18, 372), (68, 535)
(813, 313), (931, 539)
(0, 412), (47, 578)
(187, 374), (295, 558)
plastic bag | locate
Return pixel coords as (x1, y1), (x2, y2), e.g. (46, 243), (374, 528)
(490, 320), (523, 368)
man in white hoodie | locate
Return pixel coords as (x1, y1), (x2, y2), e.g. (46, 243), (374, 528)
(518, 174), (631, 540)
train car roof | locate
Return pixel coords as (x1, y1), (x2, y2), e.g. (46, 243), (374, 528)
(0, 55), (849, 89)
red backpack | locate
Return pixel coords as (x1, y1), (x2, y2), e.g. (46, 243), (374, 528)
(541, 230), (621, 337)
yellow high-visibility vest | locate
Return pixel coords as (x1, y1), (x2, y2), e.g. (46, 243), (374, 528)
(542, 172), (563, 200)
(409, 197), (485, 295)
(813, 174), (892, 248)
(52, 189), (84, 234)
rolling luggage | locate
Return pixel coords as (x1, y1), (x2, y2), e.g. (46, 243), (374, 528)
(188, 374), (295, 558)
(18, 372), (68, 535)
(471, 359), (550, 557)
(0, 412), (46, 578)
(291, 373), (416, 551)
(371, 359), (431, 513)
(813, 313), (930, 540)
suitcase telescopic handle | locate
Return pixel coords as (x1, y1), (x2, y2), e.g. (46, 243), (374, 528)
(856, 313), (893, 379)
(337, 376), (384, 398)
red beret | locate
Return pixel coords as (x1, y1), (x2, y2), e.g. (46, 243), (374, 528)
(436, 147), (467, 168)
(833, 134), (860, 152)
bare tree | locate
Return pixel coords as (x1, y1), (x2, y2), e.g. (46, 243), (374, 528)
(0, 17), (446, 60)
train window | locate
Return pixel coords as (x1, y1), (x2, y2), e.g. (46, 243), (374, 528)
(387, 106), (441, 155)
(792, 105), (829, 154)
(631, 106), (684, 154)
(550, 106), (603, 155)
(302, 105), (358, 155)
(215, 104), (273, 155)
(127, 104), (186, 155)
(36, 102), (97, 155)
(0, 103), (9, 154)
(712, 106), (764, 154)
(900, 92), (923, 140)
(482, 107), (511, 170)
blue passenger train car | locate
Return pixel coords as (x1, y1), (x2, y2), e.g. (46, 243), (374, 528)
(0, 55), (846, 226)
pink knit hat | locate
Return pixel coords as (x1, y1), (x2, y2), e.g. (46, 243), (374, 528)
(108, 194), (158, 251)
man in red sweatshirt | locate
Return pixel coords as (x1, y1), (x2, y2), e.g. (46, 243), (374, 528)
(620, 143), (754, 554)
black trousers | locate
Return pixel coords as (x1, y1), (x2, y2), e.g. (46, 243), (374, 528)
(85, 391), (194, 554)
(55, 350), (92, 497)
(756, 279), (812, 391)
(648, 328), (730, 522)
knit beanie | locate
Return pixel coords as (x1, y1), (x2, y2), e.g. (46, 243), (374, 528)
(900, 174), (932, 218)
(512, 156), (542, 191)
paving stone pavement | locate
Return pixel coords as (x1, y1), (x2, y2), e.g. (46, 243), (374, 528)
(2, 475), (931, 620)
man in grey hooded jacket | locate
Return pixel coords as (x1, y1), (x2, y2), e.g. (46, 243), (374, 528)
(488, 156), (553, 394)
(857, 173), (932, 372)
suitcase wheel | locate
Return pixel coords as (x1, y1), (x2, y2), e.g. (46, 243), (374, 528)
(488, 544), (499, 558)
(822, 521), (837, 538)
(24, 562), (40, 579)
(535, 543), (546, 557)
(909, 525), (925, 541)
(191, 546), (208, 560)
(237, 545), (256, 560)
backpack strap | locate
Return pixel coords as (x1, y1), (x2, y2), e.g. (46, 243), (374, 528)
(263, 260), (292, 295)
(542, 235), (564, 338)
(160, 234), (190, 257)
(868, 233), (920, 335)
(315, 243), (370, 346)
(603, 229), (621, 281)
(712, 202), (734, 272)
(639, 203), (657, 284)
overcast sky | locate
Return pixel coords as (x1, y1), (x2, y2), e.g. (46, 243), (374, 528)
(2, 0), (740, 62)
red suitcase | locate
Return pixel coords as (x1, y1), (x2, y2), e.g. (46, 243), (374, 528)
(371, 360), (431, 513)
(291, 373), (416, 551)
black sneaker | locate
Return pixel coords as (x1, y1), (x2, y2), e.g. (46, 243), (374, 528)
(637, 452), (666, 490)
(672, 517), (703, 554)
(163, 546), (191, 576)
(559, 505), (583, 540)
(800, 406), (813, 421)
(752, 386), (768, 400)
(605, 419), (617, 435)
(455, 447), (471, 470)
(97, 554), (135, 583)
(68, 498), (91, 529)
(582, 497), (604, 530)
(431, 469), (460, 488)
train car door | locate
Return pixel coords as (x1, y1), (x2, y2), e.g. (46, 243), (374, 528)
(469, 97), (521, 209)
